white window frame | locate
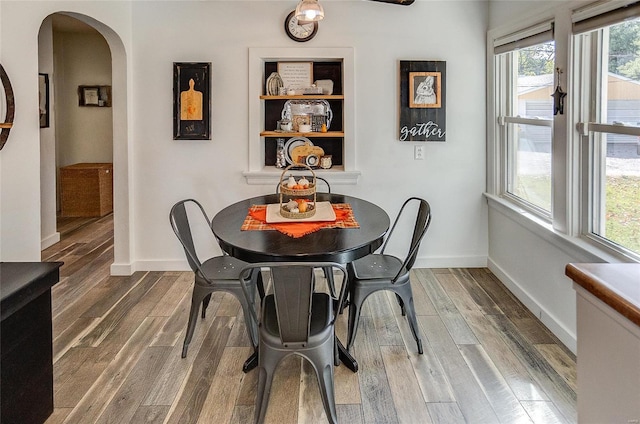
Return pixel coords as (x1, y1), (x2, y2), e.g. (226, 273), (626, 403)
(573, 15), (640, 261)
(492, 22), (555, 219)
(488, 1), (639, 264)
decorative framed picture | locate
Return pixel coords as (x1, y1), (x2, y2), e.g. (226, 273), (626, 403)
(39, 73), (50, 128)
(78, 85), (111, 107)
(173, 62), (211, 140)
(399, 60), (446, 142)
(277, 61), (313, 91)
(409, 72), (441, 108)
(83, 86), (99, 105)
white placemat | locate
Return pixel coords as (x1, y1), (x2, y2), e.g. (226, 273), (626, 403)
(266, 201), (336, 223)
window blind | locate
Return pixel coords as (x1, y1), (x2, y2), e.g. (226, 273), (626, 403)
(573, 1), (640, 34)
(494, 21), (554, 55)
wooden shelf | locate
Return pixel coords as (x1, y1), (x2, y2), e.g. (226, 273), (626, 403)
(261, 131), (344, 138)
(260, 95), (344, 100)
(0, 123), (13, 129)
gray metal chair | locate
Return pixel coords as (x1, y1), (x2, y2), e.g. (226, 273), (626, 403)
(275, 175), (337, 296)
(240, 262), (347, 424)
(346, 197), (431, 354)
(170, 199), (260, 358)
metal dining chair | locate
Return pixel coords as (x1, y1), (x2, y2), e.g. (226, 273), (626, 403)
(345, 197), (432, 354)
(239, 262), (348, 424)
(275, 175), (338, 296)
(169, 199), (261, 358)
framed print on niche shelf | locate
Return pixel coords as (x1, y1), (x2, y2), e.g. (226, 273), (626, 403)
(399, 60), (446, 142)
(173, 62), (211, 140)
(277, 61), (313, 92)
(39, 73), (49, 128)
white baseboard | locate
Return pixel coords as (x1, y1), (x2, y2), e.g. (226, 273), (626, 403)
(41, 232), (60, 250)
(488, 258), (577, 354)
(413, 255), (487, 269)
(110, 262), (135, 276)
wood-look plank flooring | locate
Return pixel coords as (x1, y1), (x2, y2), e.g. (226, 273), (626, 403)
(43, 214), (576, 423)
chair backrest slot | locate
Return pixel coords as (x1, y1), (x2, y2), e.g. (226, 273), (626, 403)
(271, 266), (314, 345)
(380, 197), (432, 283)
(169, 199), (214, 281)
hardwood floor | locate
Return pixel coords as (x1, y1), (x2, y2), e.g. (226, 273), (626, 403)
(42, 214), (576, 423)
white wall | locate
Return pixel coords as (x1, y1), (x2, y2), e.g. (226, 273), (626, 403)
(486, 0), (624, 353)
(54, 30), (112, 167)
(1, 1), (489, 274)
(0, 1), (133, 261)
(39, 16), (59, 249)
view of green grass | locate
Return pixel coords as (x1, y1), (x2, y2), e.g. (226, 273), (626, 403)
(605, 176), (640, 254)
(513, 175), (640, 255)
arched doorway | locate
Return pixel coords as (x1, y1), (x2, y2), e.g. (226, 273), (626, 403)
(38, 12), (131, 275)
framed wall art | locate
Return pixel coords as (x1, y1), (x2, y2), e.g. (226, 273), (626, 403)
(173, 62), (211, 140)
(399, 60), (446, 141)
(277, 61), (313, 90)
(78, 85), (111, 107)
(39, 73), (50, 128)
(409, 72), (441, 108)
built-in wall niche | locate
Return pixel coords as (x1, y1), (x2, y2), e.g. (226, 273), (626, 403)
(246, 47), (360, 186)
(78, 85), (111, 107)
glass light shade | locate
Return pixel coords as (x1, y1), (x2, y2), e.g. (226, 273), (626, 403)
(295, 0), (324, 22)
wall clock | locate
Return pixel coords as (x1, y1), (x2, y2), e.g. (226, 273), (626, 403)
(284, 10), (318, 42)
(0, 64), (15, 151)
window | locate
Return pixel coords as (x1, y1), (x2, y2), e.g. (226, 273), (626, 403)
(574, 4), (640, 257)
(494, 24), (555, 215)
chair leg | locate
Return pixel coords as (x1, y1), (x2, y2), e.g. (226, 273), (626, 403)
(346, 287), (364, 351)
(254, 269), (266, 300)
(323, 266), (336, 298)
(396, 293), (406, 316)
(183, 285), (213, 358)
(254, 360), (275, 423)
(395, 285), (423, 354)
(315, 361), (338, 424)
(201, 293), (212, 319)
(237, 284), (259, 349)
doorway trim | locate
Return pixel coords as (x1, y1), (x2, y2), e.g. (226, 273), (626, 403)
(56, 12), (133, 275)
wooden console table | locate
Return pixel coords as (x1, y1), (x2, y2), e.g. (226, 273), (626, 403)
(1, 262), (63, 424)
(565, 263), (640, 423)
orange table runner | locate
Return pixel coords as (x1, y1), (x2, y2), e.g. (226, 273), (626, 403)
(241, 203), (359, 238)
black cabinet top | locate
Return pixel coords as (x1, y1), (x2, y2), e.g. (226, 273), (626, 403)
(1, 262), (63, 321)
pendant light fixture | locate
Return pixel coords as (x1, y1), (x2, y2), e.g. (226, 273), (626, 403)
(295, 0), (324, 22)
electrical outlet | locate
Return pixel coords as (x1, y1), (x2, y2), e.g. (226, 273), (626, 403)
(414, 145), (425, 160)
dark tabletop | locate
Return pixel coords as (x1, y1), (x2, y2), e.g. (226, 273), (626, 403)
(211, 193), (390, 264)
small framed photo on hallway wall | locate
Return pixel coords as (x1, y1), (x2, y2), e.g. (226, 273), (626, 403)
(173, 62), (211, 140)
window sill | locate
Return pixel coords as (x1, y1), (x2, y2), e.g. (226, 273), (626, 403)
(484, 193), (636, 264)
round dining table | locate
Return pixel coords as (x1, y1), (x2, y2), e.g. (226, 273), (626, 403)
(210, 192), (390, 372)
(211, 193), (390, 264)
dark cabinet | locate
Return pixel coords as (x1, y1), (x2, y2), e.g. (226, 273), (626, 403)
(1, 262), (63, 424)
